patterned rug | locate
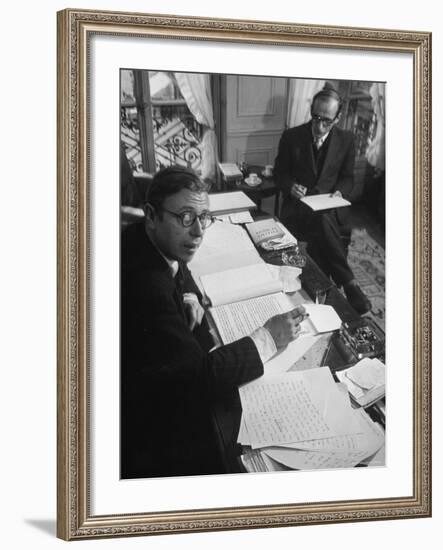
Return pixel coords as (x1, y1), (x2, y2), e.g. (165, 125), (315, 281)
(347, 228), (385, 331)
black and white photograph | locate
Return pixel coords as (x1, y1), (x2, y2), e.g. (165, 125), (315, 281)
(119, 69), (387, 480)
(2, 0), (439, 546)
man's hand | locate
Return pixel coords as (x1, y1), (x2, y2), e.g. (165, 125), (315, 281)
(264, 306), (308, 351)
(330, 190), (343, 198)
(183, 293), (205, 331)
(290, 182), (307, 200)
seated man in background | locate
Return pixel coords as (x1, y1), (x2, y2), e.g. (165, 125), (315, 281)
(121, 165), (306, 479)
(274, 85), (371, 315)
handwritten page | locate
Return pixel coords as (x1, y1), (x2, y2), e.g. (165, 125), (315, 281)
(239, 368), (360, 448)
(261, 407), (384, 470)
(262, 447), (368, 470)
(239, 409), (384, 471)
(279, 407), (384, 454)
(241, 376), (332, 447)
(210, 292), (293, 344)
(300, 193), (351, 211)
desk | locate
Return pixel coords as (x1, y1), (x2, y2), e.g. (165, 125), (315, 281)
(226, 165), (280, 216)
(210, 226), (385, 474)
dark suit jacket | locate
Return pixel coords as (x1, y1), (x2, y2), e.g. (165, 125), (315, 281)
(121, 222), (263, 478)
(274, 121), (356, 236)
(274, 121), (355, 200)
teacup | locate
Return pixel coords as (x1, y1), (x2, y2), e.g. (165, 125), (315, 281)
(248, 173), (259, 184)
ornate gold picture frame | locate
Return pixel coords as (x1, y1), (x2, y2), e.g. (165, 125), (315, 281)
(57, 8), (431, 540)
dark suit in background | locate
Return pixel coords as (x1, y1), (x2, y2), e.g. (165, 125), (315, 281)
(121, 222), (263, 479)
(274, 121), (356, 286)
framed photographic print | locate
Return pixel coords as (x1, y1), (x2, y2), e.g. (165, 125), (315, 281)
(57, 8), (431, 540)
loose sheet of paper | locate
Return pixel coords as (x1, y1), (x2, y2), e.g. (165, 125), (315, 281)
(345, 358), (385, 389)
(266, 264), (302, 293)
(263, 334), (321, 376)
(261, 407), (384, 470)
(336, 358), (386, 404)
(275, 407), (384, 454)
(301, 303), (342, 335)
(262, 447), (368, 470)
(239, 368), (360, 448)
(300, 193), (351, 211)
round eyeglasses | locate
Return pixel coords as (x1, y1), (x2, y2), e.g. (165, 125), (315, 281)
(161, 207), (215, 229)
(311, 114), (337, 126)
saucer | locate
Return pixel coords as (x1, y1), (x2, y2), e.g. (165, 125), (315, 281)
(245, 176), (262, 187)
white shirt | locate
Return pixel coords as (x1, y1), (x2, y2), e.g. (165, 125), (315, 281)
(313, 130), (330, 149)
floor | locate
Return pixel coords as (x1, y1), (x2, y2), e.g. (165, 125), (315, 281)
(347, 202), (385, 249)
(260, 195), (385, 251)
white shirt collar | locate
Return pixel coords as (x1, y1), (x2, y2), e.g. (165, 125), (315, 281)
(313, 131), (330, 148)
(160, 253), (179, 278)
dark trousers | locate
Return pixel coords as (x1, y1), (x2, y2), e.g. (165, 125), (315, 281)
(281, 198), (354, 287)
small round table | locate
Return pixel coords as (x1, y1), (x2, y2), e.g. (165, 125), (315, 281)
(228, 165), (280, 216)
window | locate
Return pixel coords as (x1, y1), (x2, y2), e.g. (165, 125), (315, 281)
(120, 70), (143, 172)
(120, 70), (204, 174)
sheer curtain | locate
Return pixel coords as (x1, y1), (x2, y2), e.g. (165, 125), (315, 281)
(366, 83), (385, 171)
(175, 73), (218, 184)
(287, 78), (325, 128)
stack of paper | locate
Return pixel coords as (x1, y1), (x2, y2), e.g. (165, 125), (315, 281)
(245, 218), (285, 246)
(209, 191), (256, 215)
(336, 358), (386, 407)
(238, 368), (384, 471)
(258, 222), (298, 251)
(218, 162), (243, 186)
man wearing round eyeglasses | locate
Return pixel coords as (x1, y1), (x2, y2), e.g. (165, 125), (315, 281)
(121, 165), (306, 479)
(274, 85), (371, 315)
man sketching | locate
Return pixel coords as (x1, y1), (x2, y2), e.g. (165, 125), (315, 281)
(121, 165), (306, 479)
(274, 85), (371, 315)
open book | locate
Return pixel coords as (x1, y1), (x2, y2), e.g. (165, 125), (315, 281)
(208, 291), (341, 346)
(189, 220), (341, 371)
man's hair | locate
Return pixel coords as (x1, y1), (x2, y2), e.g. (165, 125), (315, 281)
(146, 165), (210, 212)
(311, 84), (343, 117)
